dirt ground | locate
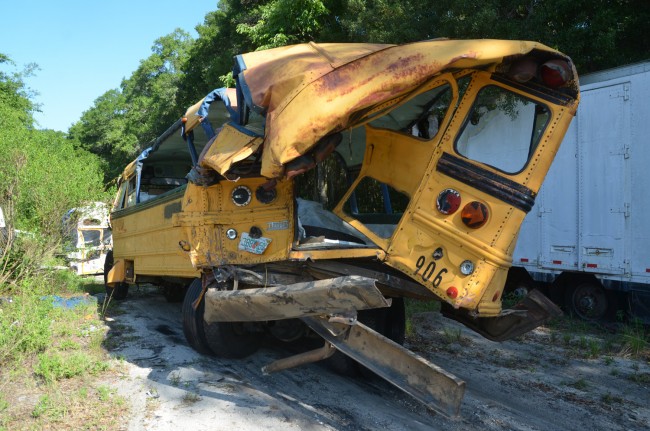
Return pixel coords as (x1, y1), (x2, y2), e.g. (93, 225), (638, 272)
(101, 286), (650, 431)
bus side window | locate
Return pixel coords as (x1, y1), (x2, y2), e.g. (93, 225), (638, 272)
(369, 84), (452, 140)
(126, 176), (137, 207)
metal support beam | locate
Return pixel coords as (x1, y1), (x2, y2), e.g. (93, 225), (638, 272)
(262, 343), (336, 374)
(301, 315), (466, 418)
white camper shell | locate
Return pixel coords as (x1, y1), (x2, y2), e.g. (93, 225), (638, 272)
(63, 202), (112, 275)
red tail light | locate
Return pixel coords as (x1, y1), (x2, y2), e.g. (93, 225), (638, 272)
(436, 189), (461, 215)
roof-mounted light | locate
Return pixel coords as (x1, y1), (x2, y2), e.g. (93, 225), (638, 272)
(540, 60), (570, 88)
(508, 57), (538, 83)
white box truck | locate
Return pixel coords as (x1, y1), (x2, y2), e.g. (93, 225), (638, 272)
(510, 61), (650, 321)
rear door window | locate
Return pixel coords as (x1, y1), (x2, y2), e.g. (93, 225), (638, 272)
(455, 86), (550, 174)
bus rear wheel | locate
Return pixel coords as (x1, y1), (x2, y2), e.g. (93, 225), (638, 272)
(181, 278), (213, 355)
(201, 281), (264, 359)
(203, 320), (263, 359)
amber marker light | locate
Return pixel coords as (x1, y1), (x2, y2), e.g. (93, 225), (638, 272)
(436, 189), (461, 215)
(461, 201), (489, 228)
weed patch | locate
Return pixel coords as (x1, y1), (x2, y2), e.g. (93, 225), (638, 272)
(405, 298), (440, 336)
(35, 352), (109, 383)
(0, 272), (124, 430)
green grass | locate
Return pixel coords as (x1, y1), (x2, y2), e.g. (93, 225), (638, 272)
(621, 319), (648, 356)
(404, 298), (440, 336)
(547, 314), (650, 360)
(35, 352), (109, 384)
(566, 378), (589, 391)
(0, 268), (125, 430)
(601, 392), (623, 404)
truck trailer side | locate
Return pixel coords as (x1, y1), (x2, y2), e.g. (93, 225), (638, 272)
(512, 61), (650, 321)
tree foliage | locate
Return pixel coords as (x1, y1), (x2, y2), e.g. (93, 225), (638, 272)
(70, 29), (194, 182)
(1, 56), (109, 293)
(0, 56), (107, 238)
(236, 0), (329, 49)
(67, 0), (649, 186)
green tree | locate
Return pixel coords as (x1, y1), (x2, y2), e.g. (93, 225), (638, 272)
(121, 29), (194, 143)
(327, 0), (650, 74)
(69, 29), (194, 183)
(236, 0), (329, 49)
(0, 54), (107, 238)
(1, 53), (108, 286)
(177, 1), (264, 108)
(68, 89), (137, 182)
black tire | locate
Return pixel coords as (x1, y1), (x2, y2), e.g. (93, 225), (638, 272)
(203, 320), (263, 359)
(103, 251), (129, 300)
(182, 278), (213, 355)
(565, 281), (609, 321)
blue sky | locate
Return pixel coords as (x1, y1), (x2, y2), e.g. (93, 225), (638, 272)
(0, 0), (218, 132)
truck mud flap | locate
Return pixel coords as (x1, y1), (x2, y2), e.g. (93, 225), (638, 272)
(203, 275), (390, 323)
(298, 315), (466, 418)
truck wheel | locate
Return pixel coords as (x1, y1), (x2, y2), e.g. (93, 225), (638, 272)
(203, 320), (263, 359)
(565, 281), (608, 321)
(182, 278), (213, 355)
(103, 251), (128, 300)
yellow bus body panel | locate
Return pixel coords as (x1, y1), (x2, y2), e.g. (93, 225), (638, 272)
(111, 188), (199, 279)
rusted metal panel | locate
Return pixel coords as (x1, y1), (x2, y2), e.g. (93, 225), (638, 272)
(235, 40), (578, 178)
(305, 260), (438, 300)
(301, 315), (466, 418)
(175, 180), (294, 268)
(441, 289), (563, 342)
(203, 276), (389, 323)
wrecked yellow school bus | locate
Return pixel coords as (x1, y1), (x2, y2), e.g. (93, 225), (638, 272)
(106, 39), (579, 416)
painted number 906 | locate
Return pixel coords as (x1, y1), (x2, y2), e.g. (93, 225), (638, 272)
(414, 255), (448, 288)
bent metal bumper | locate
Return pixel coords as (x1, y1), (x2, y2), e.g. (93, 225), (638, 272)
(203, 275), (466, 417)
(202, 275), (390, 323)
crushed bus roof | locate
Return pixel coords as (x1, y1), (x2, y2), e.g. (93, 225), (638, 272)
(184, 39), (578, 178)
